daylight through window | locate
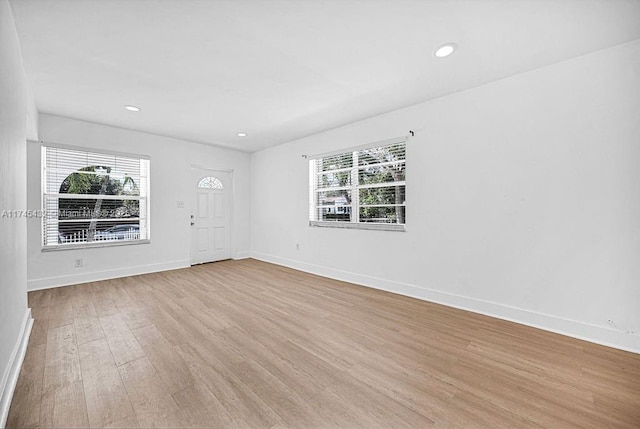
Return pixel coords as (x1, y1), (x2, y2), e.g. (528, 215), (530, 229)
(309, 138), (406, 231)
(198, 176), (224, 189)
(42, 145), (150, 248)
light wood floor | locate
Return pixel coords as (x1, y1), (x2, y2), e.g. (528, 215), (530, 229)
(7, 259), (640, 428)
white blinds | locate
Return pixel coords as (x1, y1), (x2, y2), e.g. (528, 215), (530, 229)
(42, 145), (150, 247)
(309, 138), (406, 226)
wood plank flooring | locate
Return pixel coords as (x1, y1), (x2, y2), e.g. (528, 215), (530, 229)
(7, 259), (640, 428)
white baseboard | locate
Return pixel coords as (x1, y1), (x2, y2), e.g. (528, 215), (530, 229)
(0, 308), (33, 428)
(27, 259), (190, 291)
(233, 251), (251, 260)
(251, 252), (640, 354)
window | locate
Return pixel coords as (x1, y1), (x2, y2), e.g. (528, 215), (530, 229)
(42, 144), (150, 249)
(198, 176), (224, 189)
(309, 137), (406, 231)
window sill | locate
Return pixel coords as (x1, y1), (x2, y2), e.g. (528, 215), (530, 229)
(309, 221), (405, 232)
(42, 239), (151, 252)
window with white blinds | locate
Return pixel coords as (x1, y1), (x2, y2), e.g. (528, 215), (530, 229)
(309, 137), (406, 231)
(42, 144), (150, 248)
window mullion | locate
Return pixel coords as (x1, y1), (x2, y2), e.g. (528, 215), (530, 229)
(352, 151), (359, 223)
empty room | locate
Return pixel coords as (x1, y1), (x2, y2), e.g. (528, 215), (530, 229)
(1, 0), (640, 427)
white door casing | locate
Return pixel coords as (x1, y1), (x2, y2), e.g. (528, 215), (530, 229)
(190, 168), (231, 265)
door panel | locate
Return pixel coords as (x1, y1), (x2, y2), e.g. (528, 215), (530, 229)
(198, 193), (208, 218)
(196, 228), (208, 251)
(214, 194), (224, 217)
(214, 227), (224, 250)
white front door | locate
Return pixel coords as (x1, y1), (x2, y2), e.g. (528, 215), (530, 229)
(190, 168), (231, 265)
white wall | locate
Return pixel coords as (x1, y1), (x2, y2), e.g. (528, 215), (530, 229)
(251, 40), (640, 353)
(27, 115), (251, 289)
(0, 0), (32, 424)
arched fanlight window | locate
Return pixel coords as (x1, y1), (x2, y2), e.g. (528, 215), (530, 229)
(198, 176), (224, 189)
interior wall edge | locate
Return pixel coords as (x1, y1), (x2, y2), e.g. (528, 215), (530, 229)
(250, 253), (640, 355)
(0, 308), (33, 429)
(233, 251), (251, 260)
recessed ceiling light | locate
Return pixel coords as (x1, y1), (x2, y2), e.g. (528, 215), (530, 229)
(434, 43), (457, 58)
(124, 105), (141, 112)
(237, 133), (247, 137)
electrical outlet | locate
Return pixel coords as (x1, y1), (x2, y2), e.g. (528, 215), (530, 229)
(176, 200), (185, 209)
(74, 258), (83, 268)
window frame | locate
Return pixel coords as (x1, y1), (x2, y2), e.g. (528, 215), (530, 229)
(308, 136), (407, 232)
(41, 143), (151, 251)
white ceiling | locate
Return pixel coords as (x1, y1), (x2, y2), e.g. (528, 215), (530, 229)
(9, 0), (640, 152)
